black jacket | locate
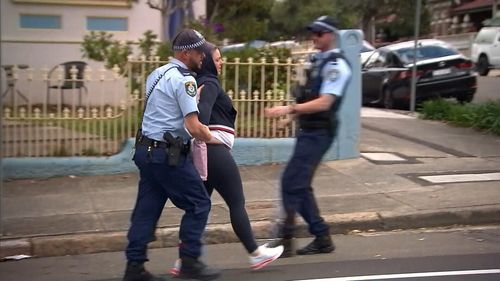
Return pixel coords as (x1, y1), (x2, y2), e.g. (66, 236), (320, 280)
(195, 50), (237, 129)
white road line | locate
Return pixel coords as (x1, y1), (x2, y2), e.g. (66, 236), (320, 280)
(419, 172), (500, 183)
(294, 269), (500, 281)
(361, 152), (407, 161)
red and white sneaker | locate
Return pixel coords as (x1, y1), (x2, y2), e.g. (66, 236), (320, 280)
(168, 259), (181, 276)
(249, 244), (284, 270)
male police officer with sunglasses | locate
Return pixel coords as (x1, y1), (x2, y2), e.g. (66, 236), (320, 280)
(123, 29), (220, 281)
(265, 16), (352, 257)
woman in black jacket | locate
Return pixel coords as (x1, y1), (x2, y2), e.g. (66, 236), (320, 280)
(169, 43), (283, 274)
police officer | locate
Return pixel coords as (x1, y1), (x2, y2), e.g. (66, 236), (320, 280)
(123, 29), (220, 281)
(265, 16), (352, 257)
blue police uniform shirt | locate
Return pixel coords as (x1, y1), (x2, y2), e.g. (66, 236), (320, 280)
(312, 49), (352, 98)
(142, 58), (199, 141)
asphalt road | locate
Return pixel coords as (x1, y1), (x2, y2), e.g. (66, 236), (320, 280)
(1, 225), (499, 281)
(474, 74), (500, 103)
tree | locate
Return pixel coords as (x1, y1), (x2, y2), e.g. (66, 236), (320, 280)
(335, 0), (382, 36)
(334, 0), (430, 42)
(81, 30), (172, 75)
(207, 0), (274, 42)
(269, 0), (338, 40)
(378, 1), (431, 41)
(81, 31), (133, 72)
(141, 0), (430, 45)
(145, 0), (197, 41)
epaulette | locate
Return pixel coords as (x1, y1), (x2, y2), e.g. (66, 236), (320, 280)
(176, 66), (197, 78)
(325, 52), (343, 62)
(324, 51), (351, 69)
(311, 51), (345, 63)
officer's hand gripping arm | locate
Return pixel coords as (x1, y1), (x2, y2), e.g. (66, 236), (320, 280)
(184, 112), (212, 142)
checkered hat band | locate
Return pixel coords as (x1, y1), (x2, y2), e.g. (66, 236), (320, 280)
(173, 38), (206, 51)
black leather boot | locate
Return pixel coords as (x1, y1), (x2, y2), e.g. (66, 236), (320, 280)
(267, 238), (294, 258)
(123, 261), (165, 281)
(178, 256), (221, 280)
(296, 235), (335, 255)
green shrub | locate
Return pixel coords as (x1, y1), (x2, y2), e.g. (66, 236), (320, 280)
(81, 30), (172, 76)
(473, 101), (500, 134)
(419, 99), (453, 120)
(447, 103), (475, 126)
(419, 99), (500, 135)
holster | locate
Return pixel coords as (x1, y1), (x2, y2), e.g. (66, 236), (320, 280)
(163, 132), (182, 166)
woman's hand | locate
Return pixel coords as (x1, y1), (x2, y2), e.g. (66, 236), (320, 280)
(277, 117), (293, 129)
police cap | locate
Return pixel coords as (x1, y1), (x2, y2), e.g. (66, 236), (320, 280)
(172, 29), (209, 52)
(307, 16), (339, 33)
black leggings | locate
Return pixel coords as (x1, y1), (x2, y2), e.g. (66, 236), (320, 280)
(204, 144), (258, 253)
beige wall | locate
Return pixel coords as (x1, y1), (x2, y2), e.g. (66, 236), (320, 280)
(1, 0), (206, 106)
(1, 1), (163, 43)
(1, 0), (206, 66)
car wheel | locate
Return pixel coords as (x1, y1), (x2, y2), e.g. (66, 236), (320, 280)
(476, 56), (490, 76)
(383, 88), (395, 109)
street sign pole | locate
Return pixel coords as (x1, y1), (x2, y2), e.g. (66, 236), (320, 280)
(410, 0), (422, 112)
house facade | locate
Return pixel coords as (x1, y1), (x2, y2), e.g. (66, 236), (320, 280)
(1, 0), (206, 107)
(1, 0), (206, 69)
(427, 0), (499, 36)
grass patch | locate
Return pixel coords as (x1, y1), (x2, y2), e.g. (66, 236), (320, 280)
(419, 99), (500, 135)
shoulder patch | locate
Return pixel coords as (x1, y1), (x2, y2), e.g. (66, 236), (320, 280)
(185, 81), (197, 97)
(326, 68), (340, 82)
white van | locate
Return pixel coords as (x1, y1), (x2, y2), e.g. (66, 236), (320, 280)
(471, 26), (500, 76)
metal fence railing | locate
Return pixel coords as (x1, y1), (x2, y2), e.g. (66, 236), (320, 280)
(1, 56), (304, 157)
(1, 63), (130, 157)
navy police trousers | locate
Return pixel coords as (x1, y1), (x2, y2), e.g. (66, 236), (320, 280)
(126, 144), (211, 262)
(281, 128), (334, 238)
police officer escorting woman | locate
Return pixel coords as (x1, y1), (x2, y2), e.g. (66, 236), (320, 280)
(123, 29), (220, 281)
(265, 16), (352, 257)
(169, 43), (284, 275)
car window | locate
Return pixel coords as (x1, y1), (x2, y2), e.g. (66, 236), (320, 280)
(474, 28), (497, 44)
(395, 45), (458, 64)
(385, 52), (401, 67)
(361, 40), (375, 53)
(361, 45), (374, 52)
(364, 51), (386, 68)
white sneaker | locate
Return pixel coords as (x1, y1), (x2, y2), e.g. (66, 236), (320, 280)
(169, 258), (181, 276)
(249, 244), (284, 270)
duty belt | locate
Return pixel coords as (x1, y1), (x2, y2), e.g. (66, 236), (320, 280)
(138, 136), (168, 148)
(138, 136), (190, 153)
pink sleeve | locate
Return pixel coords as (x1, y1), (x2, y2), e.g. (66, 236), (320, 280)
(191, 139), (208, 181)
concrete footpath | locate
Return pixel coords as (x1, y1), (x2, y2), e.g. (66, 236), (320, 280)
(1, 108), (500, 259)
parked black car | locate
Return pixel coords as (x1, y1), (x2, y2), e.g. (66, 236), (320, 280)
(361, 39), (477, 109)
